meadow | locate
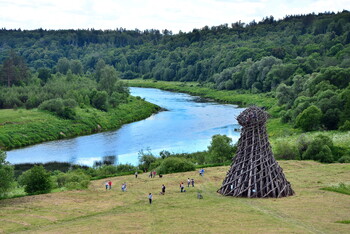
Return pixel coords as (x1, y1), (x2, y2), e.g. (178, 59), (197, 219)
(0, 161), (349, 233)
(0, 97), (160, 150)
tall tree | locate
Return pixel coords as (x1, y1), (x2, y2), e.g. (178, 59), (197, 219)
(0, 51), (30, 87)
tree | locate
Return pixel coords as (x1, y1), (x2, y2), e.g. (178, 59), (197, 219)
(56, 57), (70, 75)
(0, 51), (30, 87)
(207, 134), (235, 163)
(19, 165), (52, 195)
(98, 65), (119, 95)
(0, 150), (14, 196)
(70, 60), (83, 75)
(295, 105), (322, 131)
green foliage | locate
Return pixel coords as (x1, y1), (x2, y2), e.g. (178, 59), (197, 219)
(156, 157), (195, 174)
(274, 140), (299, 160)
(338, 156), (350, 163)
(138, 149), (157, 172)
(207, 134), (236, 163)
(53, 170), (90, 190)
(295, 105), (322, 131)
(302, 134), (334, 163)
(39, 98), (77, 119)
(321, 183), (350, 195)
(339, 120), (350, 131)
(19, 165), (52, 195)
(0, 150), (14, 196)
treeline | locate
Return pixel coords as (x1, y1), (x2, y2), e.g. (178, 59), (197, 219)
(1, 11), (350, 131)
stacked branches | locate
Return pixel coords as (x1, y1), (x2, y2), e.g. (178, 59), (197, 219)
(218, 106), (294, 198)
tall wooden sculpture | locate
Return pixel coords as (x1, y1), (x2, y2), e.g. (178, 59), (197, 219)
(218, 106), (294, 198)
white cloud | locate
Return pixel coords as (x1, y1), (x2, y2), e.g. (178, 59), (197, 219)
(0, 0), (348, 32)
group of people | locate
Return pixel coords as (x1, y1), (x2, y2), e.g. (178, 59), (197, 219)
(149, 171), (157, 178)
(104, 170), (203, 204)
(105, 180), (112, 190)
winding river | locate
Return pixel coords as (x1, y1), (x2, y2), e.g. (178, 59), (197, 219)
(6, 87), (245, 166)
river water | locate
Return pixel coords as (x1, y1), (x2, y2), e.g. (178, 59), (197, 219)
(6, 87), (244, 166)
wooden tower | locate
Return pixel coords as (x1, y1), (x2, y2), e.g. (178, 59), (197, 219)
(218, 106), (294, 198)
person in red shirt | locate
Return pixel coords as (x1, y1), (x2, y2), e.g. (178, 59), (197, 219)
(108, 180), (112, 190)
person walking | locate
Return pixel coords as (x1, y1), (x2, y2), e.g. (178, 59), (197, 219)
(161, 184), (166, 195)
(180, 182), (185, 192)
(187, 178), (191, 187)
(191, 178), (195, 187)
(105, 181), (109, 190)
(148, 193), (153, 204)
(108, 180), (112, 190)
(135, 171), (138, 178)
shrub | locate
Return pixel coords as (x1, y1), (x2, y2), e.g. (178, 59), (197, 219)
(274, 140), (299, 160)
(0, 151), (14, 196)
(156, 157), (195, 174)
(302, 135), (335, 163)
(95, 165), (119, 177)
(338, 156), (350, 163)
(53, 170), (90, 190)
(39, 98), (77, 119)
(339, 120), (350, 131)
(295, 105), (322, 131)
(19, 165), (52, 195)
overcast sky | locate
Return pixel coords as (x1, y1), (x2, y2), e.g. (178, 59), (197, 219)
(0, 0), (348, 33)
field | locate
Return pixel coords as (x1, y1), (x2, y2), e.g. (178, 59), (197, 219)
(0, 161), (349, 233)
(0, 97), (160, 150)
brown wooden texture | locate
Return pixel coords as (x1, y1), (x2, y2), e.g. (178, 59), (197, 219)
(218, 106), (294, 198)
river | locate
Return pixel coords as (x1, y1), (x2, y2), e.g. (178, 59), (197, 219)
(6, 87), (245, 166)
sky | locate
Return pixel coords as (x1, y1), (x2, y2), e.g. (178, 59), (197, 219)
(0, 0), (349, 33)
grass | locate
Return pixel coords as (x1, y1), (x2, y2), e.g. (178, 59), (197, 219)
(321, 183), (350, 196)
(127, 79), (277, 108)
(0, 161), (349, 233)
(0, 97), (160, 150)
(336, 220), (350, 224)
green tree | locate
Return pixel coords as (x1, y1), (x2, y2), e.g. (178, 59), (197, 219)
(207, 134), (235, 163)
(0, 51), (30, 87)
(56, 57), (70, 75)
(70, 59), (83, 75)
(98, 65), (119, 95)
(0, 150), (14, 196)
(295, 105), (322, 131)
(19, 165), (52, 195)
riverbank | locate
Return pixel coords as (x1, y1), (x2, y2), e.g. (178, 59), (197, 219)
(0, 96), (161, 150)
(126, 79), (298, 137)
(1, 161), (349, 233)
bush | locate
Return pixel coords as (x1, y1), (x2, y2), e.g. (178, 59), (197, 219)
(339, 120), (350, 131)
(18, 165), (52, 195)
(295, 105), (322, 131)
(39, 98), (77, 119)
(53, 170), (90, 190)
(156, 157), (195, 174)
(302, 135), (335, 163)
(274, 140), (299, 160)
(0, 151), (14, 196)
(338, 156), (350, 163)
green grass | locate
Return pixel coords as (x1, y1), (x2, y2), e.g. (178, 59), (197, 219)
(336, 220), (350, 224)
(321, 183), (350, 196)
(0, 97), (160, 150)
(0, 161), (349, 233)
(127, 79), (277, 108)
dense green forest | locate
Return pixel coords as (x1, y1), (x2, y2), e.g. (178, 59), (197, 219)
(1, 11), (350, 132)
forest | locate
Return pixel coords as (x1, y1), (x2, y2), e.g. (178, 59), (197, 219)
(1, 11), (350, 132)
(1, 10), (350, 198)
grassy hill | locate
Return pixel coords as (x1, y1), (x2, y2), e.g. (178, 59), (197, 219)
(0, 161), (349, 233)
